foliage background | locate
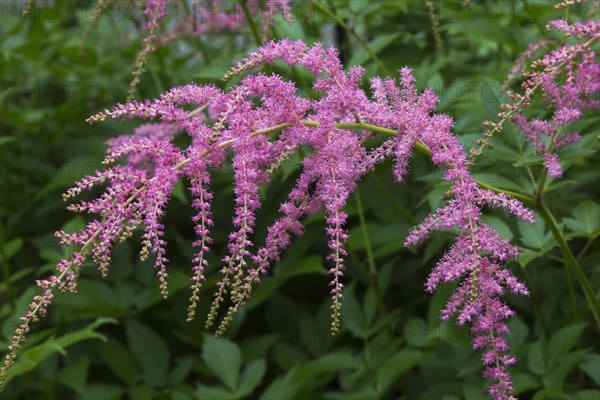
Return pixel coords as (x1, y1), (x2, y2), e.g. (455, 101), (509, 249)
(1, 0), (599, 399)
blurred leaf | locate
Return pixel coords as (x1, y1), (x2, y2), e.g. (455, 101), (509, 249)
(237, 358), (267, 397)
(126, 320), (170, 386)
(170, 355), (196, 385)
(3, 317), (116, 386)
(544, 349), (590, 391)
(56, 355), (90, 396)
(275, 254), (327, 281)
(202, 336), (241, 391)
(83, 383), (123, 400)
(97, 339), (137, 386)
(563, 200), (600, 236)
(2, 237), (23, 260)
(260, 366), (301, 400)
(578, 353), (600, 386)
(548, 323), (588, 369)
(194, 384), (233, 400)
(512, 372), (540, 395)
(348, 33), (400, 67)
(528, 341), (546, 375)
(376, 348), (422, 389)
(341, 284), (367, 338)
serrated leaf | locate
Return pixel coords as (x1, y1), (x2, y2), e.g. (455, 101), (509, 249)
(544, 349), (590, 391)
(548, 323), (588, 368)
(564, 200), (600, 236)
(3, 318), (116, 386)
(202, 336), (241, 391)
(519, 213), (550, 250)
(127, 320), (170, 386)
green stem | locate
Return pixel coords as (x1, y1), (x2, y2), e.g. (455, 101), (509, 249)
(536, 169), (548, 205)
(370, 174), (416, 225)
(538, 203), (600, 332)
(354, 190), (377, 278)
(577, 237), (597, 262)
(149, 63), (164, 95)
(564, 262), (579, 321)
(239, 0), (262, 46)
(313, 2), (391, 76)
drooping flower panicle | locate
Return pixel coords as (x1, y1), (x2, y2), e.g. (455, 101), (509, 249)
(474, 13), (599, 179)
(1, 40), (536, 400)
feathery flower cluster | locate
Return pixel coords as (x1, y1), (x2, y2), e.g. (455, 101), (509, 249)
(473, 11), (599, 168)
(1, 40), (535, 399)
(509, 17), (599, 179)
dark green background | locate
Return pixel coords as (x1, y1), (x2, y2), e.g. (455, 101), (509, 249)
(1, 0), (599, 399)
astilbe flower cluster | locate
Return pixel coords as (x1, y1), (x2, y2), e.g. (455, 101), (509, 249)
(1, 40), (535, 399)
(475, 10), (599, 177)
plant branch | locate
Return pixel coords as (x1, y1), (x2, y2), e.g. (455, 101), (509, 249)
(538, 203), (600, 332)
(239, 0), (262, 46)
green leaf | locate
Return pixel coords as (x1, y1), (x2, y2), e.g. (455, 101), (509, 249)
(544, 349), (590, 391)
(83, 383), (123, 400)
(348, 33), (400, 67)
(170, 355), (195, 385)
(3, 318), (116, 386)
(405, 318), (428, 348)
(482, 215), (513, 241)
(202, 336), (241, 391)
(0, 136), (16, 146)
(512, 373), (540, 395)
(56, 356), (90, 396)
(275, 254), (327, 281)
(306, 352), (361, 375)
(341, 284), (367, 338)
(237, 359), (267, 397)
(194, 384), (233, 400)
(519, 213), (553, 251)
(507, 317), (530, 352)
(260, 366), (301, 400)
(98, 339), (137, 386)
(548, 323), (588, 369)
(578, 353), (600, 386)
(126, 320), (170, 386)
(573, 390), (600, 400)
(563, 200), (600, 236)
(528, 341), (546, 375)
(376, 348), (422, 389)
(2, 237), (23, 260)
